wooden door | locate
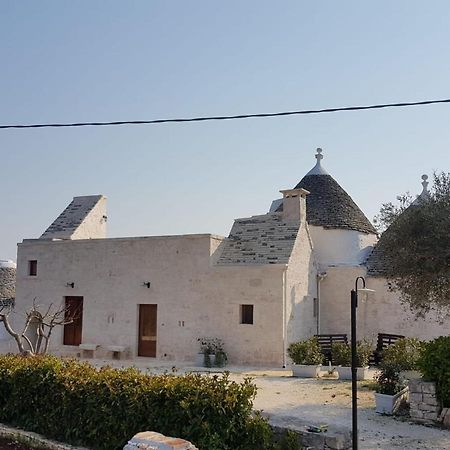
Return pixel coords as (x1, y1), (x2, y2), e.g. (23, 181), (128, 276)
(63, 296), (83, 346)
(138, 304), (157, 357)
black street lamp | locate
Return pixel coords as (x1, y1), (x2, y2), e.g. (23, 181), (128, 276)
(351, 276), (375, 450)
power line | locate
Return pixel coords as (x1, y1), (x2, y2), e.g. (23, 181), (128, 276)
(1, 98), (449, 130)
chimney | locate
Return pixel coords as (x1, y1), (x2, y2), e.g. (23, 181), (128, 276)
(279, 188), (309, 223)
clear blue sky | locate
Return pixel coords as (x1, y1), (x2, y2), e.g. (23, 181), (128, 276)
(2, 1), (450, 261)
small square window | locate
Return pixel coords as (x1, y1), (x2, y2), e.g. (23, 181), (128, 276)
(240, 304), (254, 324)
(28, 260), (37, 276)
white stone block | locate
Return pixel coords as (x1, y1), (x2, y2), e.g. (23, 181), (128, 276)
(123, 431), (198, 450)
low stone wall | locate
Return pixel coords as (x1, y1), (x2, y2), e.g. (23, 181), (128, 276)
(409, 380), (441, 424)
(267, 414), (352, 450)
(0, 423), (88, 450)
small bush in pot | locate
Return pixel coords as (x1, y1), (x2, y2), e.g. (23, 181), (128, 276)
(331, 340), (372, 367)
(375, 363), (405, 395)
(382, 337), (424, 373)
(332, 340), (372, 380)
(374, 362), (408, 414)
(287, 337), (323, 365)
(197, 337), (228, 368)
(331, 342), (351, 366)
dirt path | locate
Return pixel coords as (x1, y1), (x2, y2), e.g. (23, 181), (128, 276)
(232, 374), (450, 450)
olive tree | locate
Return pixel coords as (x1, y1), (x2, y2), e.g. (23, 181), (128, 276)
(0, 299), (74, 355)
(373, 172), (450, 314)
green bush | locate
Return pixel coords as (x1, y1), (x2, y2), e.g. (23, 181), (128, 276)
(0, 355), (273, 450)
(375, 362), (406, 395)
(331, 341), (372, 367)
(417, 336), (450, 407)
(287, 338), (323, 365)
(382, 337), (424, 371)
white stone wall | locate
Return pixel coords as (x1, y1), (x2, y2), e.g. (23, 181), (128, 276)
(285, 224), (317, 346)
(318, 266), (450, 342)
(15, 234), (286, 366)
(308, 226), (377, 268)
(71, 196), (107, 240)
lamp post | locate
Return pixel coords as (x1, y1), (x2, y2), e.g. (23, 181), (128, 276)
(351, 276), (374, 450)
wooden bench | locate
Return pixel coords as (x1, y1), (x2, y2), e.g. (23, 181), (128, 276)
(79, 343), (100, 359)
(314, 334), (348, 364)
(371, 333), (405, 366)
(106, 345), (127, 360)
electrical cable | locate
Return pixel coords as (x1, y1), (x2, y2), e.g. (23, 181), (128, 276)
(1, 98), (449, 130)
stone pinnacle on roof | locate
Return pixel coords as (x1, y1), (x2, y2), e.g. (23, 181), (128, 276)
(412, 174), (430, 206)
(305, 148), (329, 176)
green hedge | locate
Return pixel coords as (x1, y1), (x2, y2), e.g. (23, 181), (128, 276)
(417, 336), (450, 407)
(0, 355), (272, 450)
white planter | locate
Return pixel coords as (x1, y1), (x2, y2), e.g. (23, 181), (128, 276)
(292, 364), (321, 378)
(375, 387), (409, 415)
(337, 366), (370, 381)
(195, 353), (216, 367)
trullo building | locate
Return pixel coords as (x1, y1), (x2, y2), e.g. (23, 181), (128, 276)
(5, 150), (449, 365)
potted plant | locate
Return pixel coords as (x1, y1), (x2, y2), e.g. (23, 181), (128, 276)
(374, 362), (408, 415)
(332, 340), (372, 381)
(196, 337), (228, 368)
(287, 337), (323, 377)
(382, 337), (424, 380)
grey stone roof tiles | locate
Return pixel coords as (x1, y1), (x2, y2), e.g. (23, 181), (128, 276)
(41, 195), (103, 239)
(0, 267), (16, 299)
(216, 213), (299, 265)
(365, 241), (390, 277)
(285, 174), (377, 234)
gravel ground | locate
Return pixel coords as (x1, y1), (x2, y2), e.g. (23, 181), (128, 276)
(232, 371), (450, 450)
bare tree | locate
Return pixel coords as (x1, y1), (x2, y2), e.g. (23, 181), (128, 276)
(0, 299), (75, 355)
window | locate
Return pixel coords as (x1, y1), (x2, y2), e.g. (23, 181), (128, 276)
(28, 260), (37, 276)
(240, 304), (254, 324)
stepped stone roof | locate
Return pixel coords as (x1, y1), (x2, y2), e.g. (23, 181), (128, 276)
(0, 263), (16, 300)
(216, 213), (299, 265)
(278, 149), (376, 234)
(41, 195), (103, 239)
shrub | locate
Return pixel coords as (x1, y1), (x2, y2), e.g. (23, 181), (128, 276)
(375, 362), (406, 395)
(417, 336), (450, 407)
(287, 338), (323, 365)
(331, 342), (351, 366)
(0, 355), (273, 450)
(331, 341), (372, 367)
(382, 337), (424, 371)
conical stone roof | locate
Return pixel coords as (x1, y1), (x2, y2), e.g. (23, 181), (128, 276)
(366, 174), (430, 276)
(0, 260), (16, 300)
(282, 149), (377, 234)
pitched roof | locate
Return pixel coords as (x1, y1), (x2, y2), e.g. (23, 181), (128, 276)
(216, 213), (299, 265)
(41, 195), (103, 239)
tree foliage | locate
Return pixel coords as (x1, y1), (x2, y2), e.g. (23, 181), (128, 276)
(373, 172), (450, 314)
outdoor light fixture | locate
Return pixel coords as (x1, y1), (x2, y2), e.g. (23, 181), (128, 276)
(351, 276), (375, 450)
(142, 282), (151, 289)
(66, 282), (75, 288)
